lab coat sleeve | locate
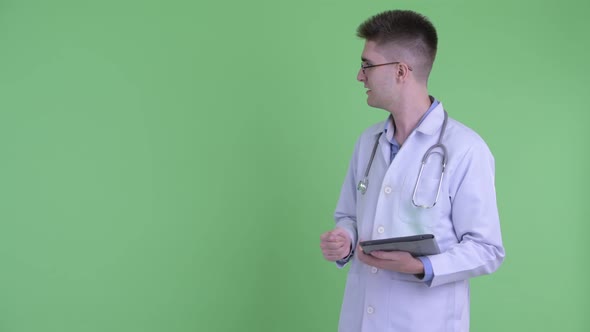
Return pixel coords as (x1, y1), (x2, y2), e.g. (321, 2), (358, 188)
(333, 138), (361, 268)
(427, 142), (505, 287)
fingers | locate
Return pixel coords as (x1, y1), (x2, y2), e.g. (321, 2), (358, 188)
(320, 239), (346, 251)
(356, 244), (393, 266)
(321, 244), (349, 261)
(370, 250), (404, 260)
(355, 245), (421, 273)
(320, 237), (348, 256)
(356, 243), (378, 266)
(320, 230), (351, 261)
(331, 227), (350, 239)
(319, 231), (332, 241)
(320, 230), (340, 242)
(320, 228), (353, 262)
(320, 230), (349, 247)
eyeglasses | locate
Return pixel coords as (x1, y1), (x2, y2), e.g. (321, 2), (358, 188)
(360, 61), (413, 75)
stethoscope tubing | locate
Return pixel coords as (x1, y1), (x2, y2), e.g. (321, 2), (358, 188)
(357, 110), (449, 209)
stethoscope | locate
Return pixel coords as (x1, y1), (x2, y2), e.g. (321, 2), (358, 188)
(357, 110), (448, 209)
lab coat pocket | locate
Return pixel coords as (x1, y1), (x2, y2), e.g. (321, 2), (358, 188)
(397, 175), (441, 228)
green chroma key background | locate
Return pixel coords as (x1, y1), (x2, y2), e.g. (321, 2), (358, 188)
(0, 0), (588, 331)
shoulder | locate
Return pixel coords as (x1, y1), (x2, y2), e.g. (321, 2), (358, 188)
(446, 117), (492, 155)
(445, 117), (496, 176)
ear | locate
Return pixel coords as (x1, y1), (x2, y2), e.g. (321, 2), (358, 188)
(396, 63), (411, 81)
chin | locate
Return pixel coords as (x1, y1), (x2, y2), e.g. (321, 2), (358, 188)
(366, 99), (380, 109)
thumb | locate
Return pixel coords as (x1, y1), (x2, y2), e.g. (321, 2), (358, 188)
(333, 227), (350, 238)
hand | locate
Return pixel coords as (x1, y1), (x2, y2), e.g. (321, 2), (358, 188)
(320, 228), (352, 261)
(356, 244), (424, 275)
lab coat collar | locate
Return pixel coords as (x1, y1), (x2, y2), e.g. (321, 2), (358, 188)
(415, 102), (445, 136)
(369, 101), (446, 137)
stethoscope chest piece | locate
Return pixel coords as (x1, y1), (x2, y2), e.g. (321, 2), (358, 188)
(357, 177), (369, 195)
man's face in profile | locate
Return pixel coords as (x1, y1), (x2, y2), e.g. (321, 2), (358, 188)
(358, 41), (399, 111)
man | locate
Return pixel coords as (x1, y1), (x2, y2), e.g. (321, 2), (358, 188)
(319, 10), (505, 332)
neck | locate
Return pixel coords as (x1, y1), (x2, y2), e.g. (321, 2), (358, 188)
(388, 90), (432, 146)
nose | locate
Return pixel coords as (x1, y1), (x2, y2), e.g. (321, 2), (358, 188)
(357, 67), (366, 82)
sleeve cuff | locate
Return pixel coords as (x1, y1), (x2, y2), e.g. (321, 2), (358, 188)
(417, 256), (434, 283)
(335, 243), (354, 268)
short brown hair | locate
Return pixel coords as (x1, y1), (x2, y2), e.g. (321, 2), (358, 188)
(357, 10), (438, 81)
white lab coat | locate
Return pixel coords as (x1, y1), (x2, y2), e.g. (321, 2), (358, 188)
(334, 103), (505, 332)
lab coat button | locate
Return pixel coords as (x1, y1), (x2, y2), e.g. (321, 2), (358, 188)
(384, 186), (392, 194)
(377, 226), (385, 234)
(367, 306), (374, 314)
(371, 267), (378, 274)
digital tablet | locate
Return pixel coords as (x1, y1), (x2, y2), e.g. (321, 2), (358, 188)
(359, 234), (440, 256)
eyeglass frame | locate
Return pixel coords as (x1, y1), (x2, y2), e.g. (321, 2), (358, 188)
(360, 61), (413, 75)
